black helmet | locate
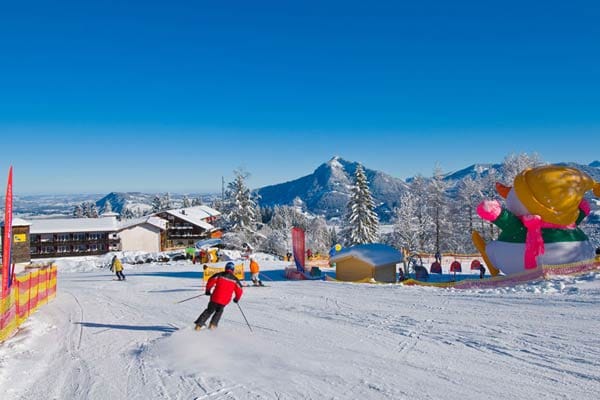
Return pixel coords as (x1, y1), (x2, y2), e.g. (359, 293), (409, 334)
(225, 262), (235, 271)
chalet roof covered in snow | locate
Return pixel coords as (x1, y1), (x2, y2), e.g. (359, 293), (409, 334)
(28, 215), (121, 234)
(164, 205), (220, 231)
(118, 215), (167, 231)
(28, 214), (167, 234)
(330, 243), (403, 266)
(2, 217), (32, 227)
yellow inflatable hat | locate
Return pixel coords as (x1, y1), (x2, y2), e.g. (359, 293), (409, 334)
(514, 165), (600, 225)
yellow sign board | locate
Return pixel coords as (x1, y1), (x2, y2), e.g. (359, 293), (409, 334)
(13, 234), (27, 243)
(203, 264), (245, 282)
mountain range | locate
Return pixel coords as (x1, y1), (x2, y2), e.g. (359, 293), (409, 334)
(10, 157), (600, 222)
(257, 156), (600, 222)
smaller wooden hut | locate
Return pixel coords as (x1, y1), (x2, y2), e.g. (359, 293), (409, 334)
(330, 243), (403, 283)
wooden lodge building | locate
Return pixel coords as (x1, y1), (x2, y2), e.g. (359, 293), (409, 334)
(1, 206), (222, 262)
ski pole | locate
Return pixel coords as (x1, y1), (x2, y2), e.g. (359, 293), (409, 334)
(259, 272), (273, 281)
(236, 302), (253, 333)
(174, 294), (205, 304)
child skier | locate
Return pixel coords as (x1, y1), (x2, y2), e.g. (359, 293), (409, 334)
(194, 262), (243, 330)
(249, 257), (264, 286)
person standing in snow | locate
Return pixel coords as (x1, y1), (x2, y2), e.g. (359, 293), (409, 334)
(110, 255), (126, 281)
(194, 262), (243, 330)
(479, 264), (486, 279)
(249, 257), (263, 286)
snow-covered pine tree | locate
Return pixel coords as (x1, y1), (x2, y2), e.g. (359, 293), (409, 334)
(161, 192), (172, 210)
(73, 204), (84, 218)
(182, 195), (192, 208)
(88, 202), (99, 218)
(120, 207), (134, 220)
(103, 200), (112, 214)
(81, 202), (91, 218)
(151, 195), (162, 213)
(223, 169), (258, 233)
(344, 164), (379, 245)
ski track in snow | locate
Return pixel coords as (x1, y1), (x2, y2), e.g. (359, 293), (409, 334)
(1, 260), (599, 399)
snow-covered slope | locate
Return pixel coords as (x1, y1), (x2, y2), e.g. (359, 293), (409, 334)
(1, 256), (599, 400)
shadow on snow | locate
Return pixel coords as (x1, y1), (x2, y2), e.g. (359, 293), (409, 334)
(75, 321), (178, 333)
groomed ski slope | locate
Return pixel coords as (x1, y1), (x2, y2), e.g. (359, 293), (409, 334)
(1, 256), (599, 400)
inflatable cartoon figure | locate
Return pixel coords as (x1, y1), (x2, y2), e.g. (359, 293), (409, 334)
(472, 165), (600, 276)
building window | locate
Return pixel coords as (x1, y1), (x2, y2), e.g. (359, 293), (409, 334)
(73, 233), (86, 241)
(57, 234), (70, 242)
(41, 246), (54, 254)
(58, 245), (69, 253)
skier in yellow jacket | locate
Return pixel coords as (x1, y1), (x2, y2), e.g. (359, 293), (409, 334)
(110, 255), (126, 281)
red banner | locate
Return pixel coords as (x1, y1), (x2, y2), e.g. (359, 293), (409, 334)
(2, 166), (13, 296)
(291, 227), (305, 272)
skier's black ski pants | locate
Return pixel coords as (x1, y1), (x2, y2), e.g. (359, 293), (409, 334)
(195, 301), (225, 327)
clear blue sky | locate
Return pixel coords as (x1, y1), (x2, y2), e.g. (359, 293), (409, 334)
(1, 0), (599, 194)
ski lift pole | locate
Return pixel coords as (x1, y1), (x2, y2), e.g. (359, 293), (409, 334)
(236, 302), (253, 333)
(174, 294), (205, 304)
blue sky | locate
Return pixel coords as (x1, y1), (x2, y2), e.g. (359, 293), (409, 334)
(1, 0), (599, 194)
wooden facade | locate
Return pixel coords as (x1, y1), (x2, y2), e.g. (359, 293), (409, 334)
(29, 231), (120, 259)
(155, 211), (215, 249)
(0, 224), (32, 264)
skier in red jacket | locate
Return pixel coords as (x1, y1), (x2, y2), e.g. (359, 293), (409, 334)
(194, 262), (243, 330)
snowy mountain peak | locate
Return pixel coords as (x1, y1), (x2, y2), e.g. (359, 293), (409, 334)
(256, 158), (408, 222)
(327, 155), (343, 168)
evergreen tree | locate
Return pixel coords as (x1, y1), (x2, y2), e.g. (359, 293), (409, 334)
(223, 169), (258, 233)
(344, 164), (379, 245)
(88, 202), (99, 218)
(73, 204), (84, 218)
(161, 192), (172, 210)
(182, 195), (192, 208)
(151, 195), (162, 213)
(120, 207), (134, 220)
(81, 202), (91, 218)
(103, 200), (112, 214)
